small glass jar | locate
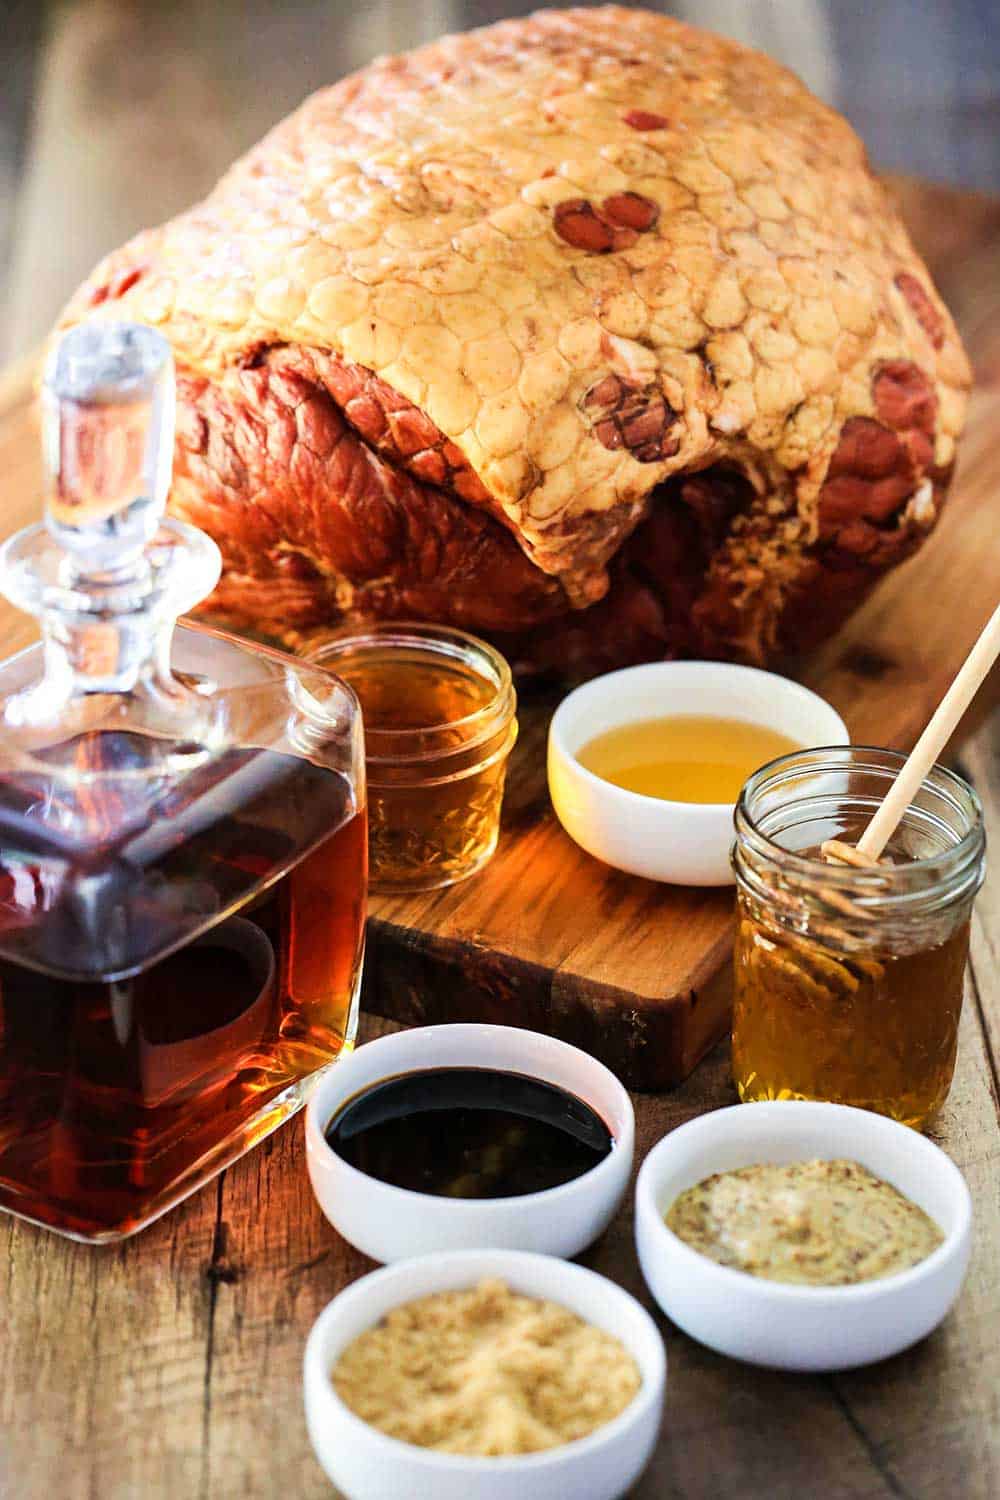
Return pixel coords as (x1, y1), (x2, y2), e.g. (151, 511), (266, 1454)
(731, 747), (985, 1129)
(309, 623), (517, 892)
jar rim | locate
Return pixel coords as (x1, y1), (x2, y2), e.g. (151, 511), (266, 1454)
(734, 743), (985, 902)
(305, 621), (514, 756)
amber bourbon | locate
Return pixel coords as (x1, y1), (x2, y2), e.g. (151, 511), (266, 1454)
(0, 323), (367, 1238)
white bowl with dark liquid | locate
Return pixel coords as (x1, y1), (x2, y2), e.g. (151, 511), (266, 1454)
(548, 661), (849, 885)
(305, 1023), (634, 1263)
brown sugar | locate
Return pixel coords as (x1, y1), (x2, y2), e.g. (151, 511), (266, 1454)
(331, 1278), (641, 1455)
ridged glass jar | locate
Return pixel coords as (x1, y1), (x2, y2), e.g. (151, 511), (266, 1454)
(731, 747), (985, 1128)
(310, 623), (517, 892)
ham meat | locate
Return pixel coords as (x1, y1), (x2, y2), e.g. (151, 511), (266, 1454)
(59, 7), (971, 673)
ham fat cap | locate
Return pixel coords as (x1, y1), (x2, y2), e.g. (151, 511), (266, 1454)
(58, 6), (970, 670)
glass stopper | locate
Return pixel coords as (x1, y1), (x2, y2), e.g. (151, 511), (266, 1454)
(41, 321), (175, 574)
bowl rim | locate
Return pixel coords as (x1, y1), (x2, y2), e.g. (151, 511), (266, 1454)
(305, 1023), (635, 1215)
(548, 661), (849, 815)
(304, 1248), (667, 1473)
(635, 1100), (972, 1304)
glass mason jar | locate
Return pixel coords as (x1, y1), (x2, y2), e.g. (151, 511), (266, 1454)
(731, 747), (985, 1128)
(310, 623), (517, 892)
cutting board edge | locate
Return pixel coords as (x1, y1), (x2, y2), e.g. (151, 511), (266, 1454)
(364, 913), (734, 1090)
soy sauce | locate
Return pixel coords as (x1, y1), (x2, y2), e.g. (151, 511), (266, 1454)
(325, 1067), (614, 1198)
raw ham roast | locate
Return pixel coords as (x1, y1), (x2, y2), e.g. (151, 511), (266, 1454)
(58, 6), (970, 675)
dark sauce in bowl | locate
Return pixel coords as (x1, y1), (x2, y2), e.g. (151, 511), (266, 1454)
(325, 1067), (614, 1198)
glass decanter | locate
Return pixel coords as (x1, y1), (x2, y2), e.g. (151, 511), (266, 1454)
(0, 322), (367, 1241)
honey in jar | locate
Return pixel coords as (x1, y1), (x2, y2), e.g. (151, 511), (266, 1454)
(731, 747), (985, 1129)
(309, 624), (517, 891)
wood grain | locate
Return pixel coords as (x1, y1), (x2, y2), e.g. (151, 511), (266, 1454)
(1, 6), (999, 1493)
(4, 973), (999, 1500)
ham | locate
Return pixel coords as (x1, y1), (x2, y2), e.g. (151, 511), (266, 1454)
(57, 6), (971, 673)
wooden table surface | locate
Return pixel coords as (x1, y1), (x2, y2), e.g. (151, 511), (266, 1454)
(1, 6), (1000, 1498)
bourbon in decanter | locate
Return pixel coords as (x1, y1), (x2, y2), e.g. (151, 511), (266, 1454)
(0, 322), (367, 1239)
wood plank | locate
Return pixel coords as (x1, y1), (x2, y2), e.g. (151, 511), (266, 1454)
(957, 729), (1000, 1085)
(0, 1146), (222, 1497)
(815, 970), (1000, 1500)
(5, 930), (999, 1500)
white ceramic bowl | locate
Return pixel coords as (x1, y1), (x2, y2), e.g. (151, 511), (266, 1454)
(305, 1024), (634, 1263)
(547, 661), (849, 885)
(304, 1248), (666, 1500)
(635, 1101), (972, 1371)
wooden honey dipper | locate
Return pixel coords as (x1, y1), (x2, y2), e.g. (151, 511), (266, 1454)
(822, 600), (1000, 869)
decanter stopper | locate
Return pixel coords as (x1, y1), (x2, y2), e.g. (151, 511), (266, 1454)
(42, 321), (175, 578)
(0, 319), (221, 730)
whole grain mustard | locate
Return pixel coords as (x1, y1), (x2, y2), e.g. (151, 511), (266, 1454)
(665, 1159), (943, 1285)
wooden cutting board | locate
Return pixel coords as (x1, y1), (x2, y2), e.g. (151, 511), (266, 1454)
(2, 177), (999, 1089)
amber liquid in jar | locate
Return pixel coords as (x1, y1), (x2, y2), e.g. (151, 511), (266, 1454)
(0, 736), (367, 1239)
(317, 628), (516, 892)
(732, 880), (970, 1129)
(731, 748), (984, 1132)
